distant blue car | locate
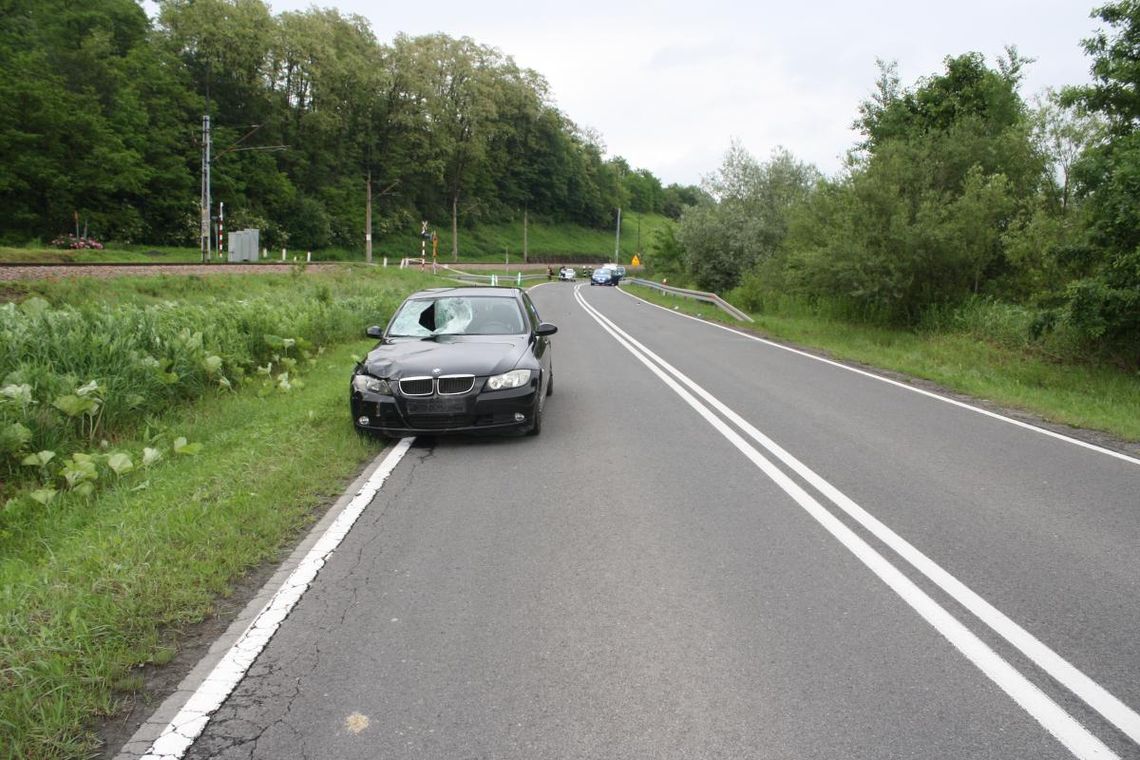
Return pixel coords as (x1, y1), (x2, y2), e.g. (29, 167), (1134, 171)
(590, 266), (618, 286)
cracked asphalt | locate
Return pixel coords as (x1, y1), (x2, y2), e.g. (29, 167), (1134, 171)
(174, 283), (1140, 760)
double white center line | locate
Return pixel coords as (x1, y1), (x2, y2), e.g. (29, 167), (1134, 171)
(575, 286), (1138, 760)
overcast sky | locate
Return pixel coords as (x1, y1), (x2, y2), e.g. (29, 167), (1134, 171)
(175, 1), (1104, 187)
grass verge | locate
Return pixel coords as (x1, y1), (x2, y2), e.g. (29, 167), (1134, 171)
(0, 338), (390, 760)
(0, 246), (203, 264)
(623, 283), (1140, 442)
(1, 214), (674, 268)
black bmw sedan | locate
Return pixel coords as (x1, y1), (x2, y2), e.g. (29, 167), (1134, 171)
(351, 287), (557, 437)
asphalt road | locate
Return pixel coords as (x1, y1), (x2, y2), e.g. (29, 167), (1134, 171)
(173, 281), (1139, 759)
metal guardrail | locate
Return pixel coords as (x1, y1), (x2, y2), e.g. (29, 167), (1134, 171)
(433, 264), (546, 286)
(624, 278), (754, 322)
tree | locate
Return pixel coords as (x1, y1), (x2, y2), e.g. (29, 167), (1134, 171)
(624, 169), (663, 213)
(1031, 89), (1107, 214)
(268, 9), (385, 246)
(856, 50), (1040, 196)
(1065, 1), (1140, 135)
(660, 183), (705, 219)
(778, 52), (1043, 322)
(157, 0), (274, 122)
(677, 142), (818, 292)
(399, 35), (503, 259)
(1058, 1), (1140, 354)
(0, 0), (157, 241)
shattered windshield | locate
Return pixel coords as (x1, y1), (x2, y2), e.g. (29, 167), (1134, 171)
(388, 296), (525, 337)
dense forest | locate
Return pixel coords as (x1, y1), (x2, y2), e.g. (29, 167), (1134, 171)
(668, 1), (1140, 361)
(0, 0), (700, 252)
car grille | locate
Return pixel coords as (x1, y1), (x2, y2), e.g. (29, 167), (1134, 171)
(437, 375), (475, 395)
(399, 375), (475, 396)
(399, 377), (433, 396)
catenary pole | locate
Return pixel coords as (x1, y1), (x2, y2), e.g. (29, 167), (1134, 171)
(200, 114), (211, 263)
(614, 206), (622, 263)
(365, 170), (373, 264)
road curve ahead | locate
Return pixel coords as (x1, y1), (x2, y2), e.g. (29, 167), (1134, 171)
(162, 281), (1138, 760)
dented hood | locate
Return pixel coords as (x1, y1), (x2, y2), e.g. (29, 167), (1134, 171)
(362, 335), (530, 379)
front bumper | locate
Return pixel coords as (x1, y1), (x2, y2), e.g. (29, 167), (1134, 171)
(351, 379), (540, 436)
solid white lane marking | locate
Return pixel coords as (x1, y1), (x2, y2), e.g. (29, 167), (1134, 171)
(617, 286), (1140, 467)
(576, 289), (1121, 760)
(139, 438), (415, 760)
(597, 291), (1140, 747)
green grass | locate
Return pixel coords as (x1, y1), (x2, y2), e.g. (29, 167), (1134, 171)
(2, 262), (433, 308)
(623, 284), (1140, 442)
(0, 245), (203, 264)
(0, 214), (676, 267)
(0, 337), (395, 760)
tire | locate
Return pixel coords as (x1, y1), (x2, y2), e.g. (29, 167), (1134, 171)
(545, 366), (554, 396)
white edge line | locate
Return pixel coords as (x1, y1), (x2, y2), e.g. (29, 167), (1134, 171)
(597, 290), (1140, 746)
(138, 437), (415, 760)
(617, 286), (1140, 467)
(577, 289), (1119, 760)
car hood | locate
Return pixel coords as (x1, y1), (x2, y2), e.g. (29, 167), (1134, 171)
(362, 335), (530, 379)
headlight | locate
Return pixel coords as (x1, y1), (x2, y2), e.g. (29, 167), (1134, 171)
(486, 369), (531, 390)
(352, 374), (392, 395)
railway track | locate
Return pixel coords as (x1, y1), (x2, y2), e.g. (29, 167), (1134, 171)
(0, 261), (347, 281)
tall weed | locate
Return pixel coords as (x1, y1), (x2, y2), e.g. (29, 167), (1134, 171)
(919, 296), (1093, 362)
(0, 270), (416, 505)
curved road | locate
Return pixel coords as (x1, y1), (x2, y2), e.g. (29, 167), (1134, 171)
(129, 281), (1140, 759)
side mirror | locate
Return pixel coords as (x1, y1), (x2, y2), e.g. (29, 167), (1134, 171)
(365, 325), (384, 338)
(535, 322), (558, 337)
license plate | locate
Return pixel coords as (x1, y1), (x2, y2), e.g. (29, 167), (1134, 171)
(405, 397), (466, 415)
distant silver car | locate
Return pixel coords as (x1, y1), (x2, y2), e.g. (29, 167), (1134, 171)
(558, 267), (576, 281)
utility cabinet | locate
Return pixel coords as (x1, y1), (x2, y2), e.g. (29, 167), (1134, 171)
(227, 229), (260, 263)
